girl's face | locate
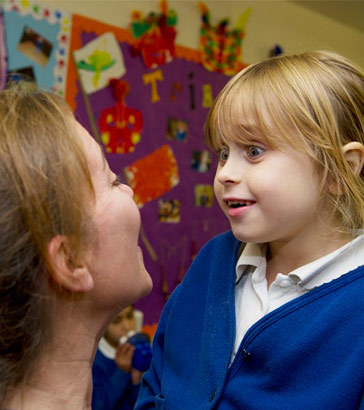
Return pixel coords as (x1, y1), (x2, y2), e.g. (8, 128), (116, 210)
(214, 136), (335, 252)
(77, 123), (153, 310)
(105, 306), (136, 347)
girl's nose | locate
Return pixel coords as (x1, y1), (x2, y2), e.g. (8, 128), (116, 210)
(215, 158), (242, 185)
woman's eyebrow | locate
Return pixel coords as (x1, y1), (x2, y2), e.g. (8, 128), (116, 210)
(97, 142), (108, 171)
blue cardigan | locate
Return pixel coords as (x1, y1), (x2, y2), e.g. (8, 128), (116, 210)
(136, 231), (364, 409)
(92, 348), (139, 410)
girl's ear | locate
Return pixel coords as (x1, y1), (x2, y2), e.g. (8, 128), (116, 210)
(342, 142), (364, 176)
(47, 235), (94, 293)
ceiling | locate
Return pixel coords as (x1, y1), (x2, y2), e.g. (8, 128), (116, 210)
(291, 1), (364, 33)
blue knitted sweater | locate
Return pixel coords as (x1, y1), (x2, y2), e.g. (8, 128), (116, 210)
(92, 348), (139, 410)
(136, 231), (364, 410)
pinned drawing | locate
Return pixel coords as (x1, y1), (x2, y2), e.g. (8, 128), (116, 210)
(124, 144), (179, 207)
(166, 118), (188, 142)
(194, 184), (214, 207)
(158, 199), (181, 223)
(73, 32), (125, 94)
(191, 150), (211, 173)
(17, 26), (53, 67)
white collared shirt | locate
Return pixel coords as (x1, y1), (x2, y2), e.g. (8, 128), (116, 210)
(232, 234), (364, 360)
(98, 336), (116, 360)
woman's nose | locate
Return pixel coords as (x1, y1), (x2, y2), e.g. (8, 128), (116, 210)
(121, 184), (134, 197)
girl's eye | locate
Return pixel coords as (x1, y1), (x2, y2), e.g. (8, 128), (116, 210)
(112, 175), (122, 187)
(247, 146), (264, 159)
(218, 147), (229, 162)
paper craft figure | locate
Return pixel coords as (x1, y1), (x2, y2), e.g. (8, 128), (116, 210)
(73, 32), (125, 94)
(198, 2), (251, 76)
(124, 144), (179, 207)
(99, 79), (143, 154)
(130, 0), (177, 69)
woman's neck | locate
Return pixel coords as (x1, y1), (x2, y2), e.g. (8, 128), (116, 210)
(4, 319), (99, 410)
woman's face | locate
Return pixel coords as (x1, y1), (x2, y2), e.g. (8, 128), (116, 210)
(77, 122), (152, 310)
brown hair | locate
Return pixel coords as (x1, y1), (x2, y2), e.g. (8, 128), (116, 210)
(0, 88), (94, 403)
(205, 50), (364, 233)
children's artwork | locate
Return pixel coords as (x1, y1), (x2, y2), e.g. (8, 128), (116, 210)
(99, 79), (143, 154)
(191, 150), (211, 172)
(166, 118), (188, 142)
(17, 25), (53, 67)
(3, 0), (71, 95)
(130, 0), (177, 69)
(194, 184), (214, 207)
(124, 144), (179, 207)
(67, 13), (231, 326)
(158, 199), (181, 223)
(73, 32), (125, 94)
(198, 2), (251, 76)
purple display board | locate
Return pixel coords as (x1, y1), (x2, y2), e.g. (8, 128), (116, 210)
(74, 34), (231, 324)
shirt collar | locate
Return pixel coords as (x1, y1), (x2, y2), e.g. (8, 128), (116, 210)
(236, 234), (364, 290)
(98, 336), (116, 359)
(294, 233), (364, 290)
(236, 242), (266, 284)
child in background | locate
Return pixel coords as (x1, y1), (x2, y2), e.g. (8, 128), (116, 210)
(92, 306), (148, 410)
(135, 51), (364, 409)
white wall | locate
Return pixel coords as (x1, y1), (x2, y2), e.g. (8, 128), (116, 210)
(38, 0), (364, 67)
(238, 1), (364, 67)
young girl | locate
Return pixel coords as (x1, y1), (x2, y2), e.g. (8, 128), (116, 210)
(135, 50), (364, 409)
(92, 306), (145, 410)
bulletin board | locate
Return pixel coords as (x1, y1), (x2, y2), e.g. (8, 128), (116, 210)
(1, 0), (251, 326)
(67, 13), (232, 325)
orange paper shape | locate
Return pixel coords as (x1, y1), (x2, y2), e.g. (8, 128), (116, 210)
(124, 144), (179, 207)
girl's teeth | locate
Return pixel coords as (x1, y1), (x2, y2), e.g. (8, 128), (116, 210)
(231, 203), (245, 208)
(227, 200), (254, 208)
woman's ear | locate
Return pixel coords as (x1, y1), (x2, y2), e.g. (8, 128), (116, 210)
(47, 235), (94, 293)
(342, 141), (364, 176)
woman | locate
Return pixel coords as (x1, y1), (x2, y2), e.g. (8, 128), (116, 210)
(0, 88), (152, 409)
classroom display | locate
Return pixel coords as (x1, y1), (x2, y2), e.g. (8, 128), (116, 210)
(1, 0), (250, 326)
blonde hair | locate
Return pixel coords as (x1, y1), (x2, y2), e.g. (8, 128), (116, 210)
(0, 88), (94, 402)
(205, 50), (364, 232)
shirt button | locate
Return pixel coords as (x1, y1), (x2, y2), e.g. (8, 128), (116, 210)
(209, 390), (216, 402)
(242, 348), (251, 361)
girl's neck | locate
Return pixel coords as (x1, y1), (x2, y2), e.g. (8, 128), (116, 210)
(266, 229), (353, 287)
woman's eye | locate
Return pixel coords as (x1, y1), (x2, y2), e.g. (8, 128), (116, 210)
(218, 147), (229, 162)
(247, 146), (264, 158)
(112, 175), (122, 186)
